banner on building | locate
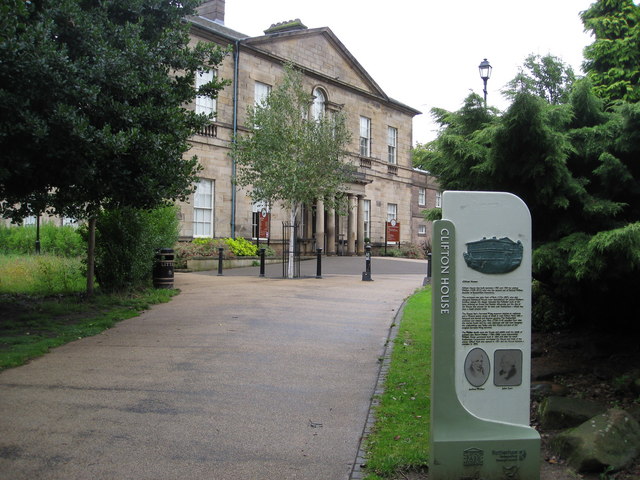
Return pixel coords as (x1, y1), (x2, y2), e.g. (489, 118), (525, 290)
(386, 219), (400, 243)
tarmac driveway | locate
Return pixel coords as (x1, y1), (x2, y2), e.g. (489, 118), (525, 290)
(0, 257), (426, 480)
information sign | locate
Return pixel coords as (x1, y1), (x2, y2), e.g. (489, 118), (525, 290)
(386, 219), (400, 243)
(429, 191), (540, 480)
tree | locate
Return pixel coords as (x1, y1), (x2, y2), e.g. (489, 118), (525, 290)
(0, 0), (228, 293)
(232, 64), (353, 278)
(581, 0), (640, 104)
(413, 93), (496, 194)
(419, 57), (640, 331)
(502, 54), (576, 105)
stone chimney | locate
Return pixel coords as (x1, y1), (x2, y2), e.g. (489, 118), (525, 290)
(264, 19), (308, 35)
(196, 0), (225, 25)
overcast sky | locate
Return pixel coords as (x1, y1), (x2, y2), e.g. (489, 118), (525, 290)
(224, 0), (596, 145)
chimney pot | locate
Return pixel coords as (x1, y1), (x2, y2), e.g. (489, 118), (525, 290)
(196, 0), (225, 25)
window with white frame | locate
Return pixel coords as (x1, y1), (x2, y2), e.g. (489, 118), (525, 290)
(418, 225), (427, 235)
(195, 70), (216, 118)
(418, 187), (426, 206)
(436, 191), (442, 208)
(387, 126), (397, 164)
(23, 215), (36, 226)
(387, 203), (397, 222)
(193, 178), (214, 238)
(311, 87), (326, 121)
(63, 217), (78, 227)
(364, 199), (371, 240)
(254, 81), (272, 107)
(359, 116), (371, 157)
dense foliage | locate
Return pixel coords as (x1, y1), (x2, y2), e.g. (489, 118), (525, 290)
(90, 206), (180, 292)
(581, 0), (640, 104)
(0, 0), (227, 221)
(416, 45), (640, 331)
(0, 223), (84, 257)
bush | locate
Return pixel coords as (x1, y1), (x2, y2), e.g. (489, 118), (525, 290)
(173, 238), (233, 268)
(379, 243), (426, 259)
(91, 206), (179, 292)
(224, 237), (257, 256)
(531, 280), (572, 332)
(0, 254), (85, 294)
(400, 242), (426, 259)
(0, 223), (84, 257)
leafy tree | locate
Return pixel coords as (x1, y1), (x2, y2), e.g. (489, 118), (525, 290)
(581, 0), (640, 104)
(232, 64), (353, 278)
(503, 54), (576, 105)
(0, 0), (228, 293)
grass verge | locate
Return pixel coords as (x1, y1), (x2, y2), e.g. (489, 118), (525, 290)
(0, 288), (178, 371)
(363, 286), (432, 479)
(0, 254), (86, 295)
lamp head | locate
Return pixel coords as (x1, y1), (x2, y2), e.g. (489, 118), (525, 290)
(478, 58), (492, 81)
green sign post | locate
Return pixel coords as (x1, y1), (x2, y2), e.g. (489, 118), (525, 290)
(429, 191), (540, 480)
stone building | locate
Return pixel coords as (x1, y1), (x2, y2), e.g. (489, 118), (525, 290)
(4, 0), (441, 254)
(180, 0), (439, 255)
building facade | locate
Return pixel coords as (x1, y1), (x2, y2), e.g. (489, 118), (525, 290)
(181, 1), (439, 254)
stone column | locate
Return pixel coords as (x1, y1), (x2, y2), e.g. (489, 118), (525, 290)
(326, 206), (336, 255)
(357, 195), (365, 255)
(305, 206), (313, 254)
(315, 198), (325, 252)
(347, 194), (357, 256)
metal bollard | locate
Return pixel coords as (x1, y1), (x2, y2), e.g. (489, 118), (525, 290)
(259, 248), (266, 277)
(316, 248), (323, 279)
(362, 244), (373, 281)
(217, 247), (224, 276)
(423, 252), (432, 286)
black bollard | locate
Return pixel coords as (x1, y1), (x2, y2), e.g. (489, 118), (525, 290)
(316, 248), (322, 279)
(424, 252), (432, 286)
(362, 244), (373, 281)
(217, 247), (224, 276)
(259, 248), (266, 277)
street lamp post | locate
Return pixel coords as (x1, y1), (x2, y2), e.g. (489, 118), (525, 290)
(478, 58), (492, 107)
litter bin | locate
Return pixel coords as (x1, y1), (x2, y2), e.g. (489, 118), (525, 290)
(153, 248), (174, 289)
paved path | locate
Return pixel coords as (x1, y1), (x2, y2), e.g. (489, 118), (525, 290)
(0, 257), (427, 480)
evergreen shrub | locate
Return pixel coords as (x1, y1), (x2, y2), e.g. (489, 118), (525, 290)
(92, 206), (179, 292)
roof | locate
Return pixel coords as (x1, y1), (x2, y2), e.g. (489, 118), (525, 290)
(186, 15), (248, 41)
(186, 18), (421, 117)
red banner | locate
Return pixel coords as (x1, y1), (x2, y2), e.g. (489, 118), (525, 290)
(259, 209), (270, 239)
(386, 220), (400, 243)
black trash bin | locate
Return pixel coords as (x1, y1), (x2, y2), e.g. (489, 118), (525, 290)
(153, 248), (174, 289)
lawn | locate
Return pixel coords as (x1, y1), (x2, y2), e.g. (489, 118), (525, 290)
(363, 285), (432, 479)
(0, 254), (178, 371)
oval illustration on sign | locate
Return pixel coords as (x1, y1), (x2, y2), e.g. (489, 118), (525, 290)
(463, 236), (523, 274)
(464, 348), (490, 387)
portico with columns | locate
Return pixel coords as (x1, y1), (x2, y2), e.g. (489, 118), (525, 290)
(306, 168), (370, 256)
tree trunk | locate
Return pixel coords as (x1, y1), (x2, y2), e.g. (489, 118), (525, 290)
(287, 207), (296, 279)
(87, 216), (96, 295)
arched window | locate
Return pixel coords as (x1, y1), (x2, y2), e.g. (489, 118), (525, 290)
(311, 87), (326, 121)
